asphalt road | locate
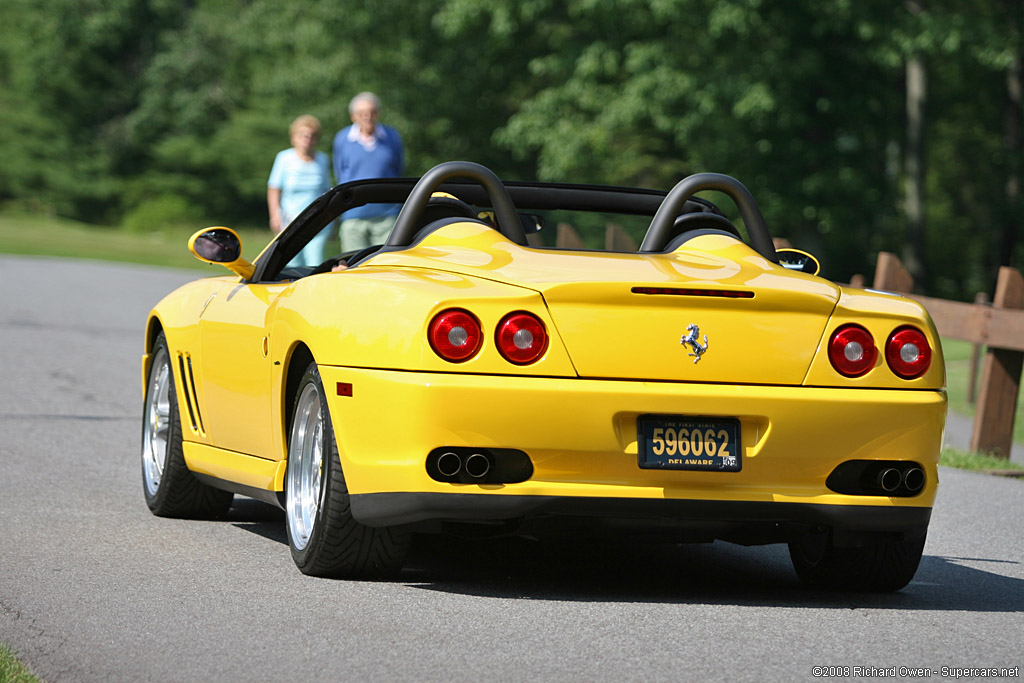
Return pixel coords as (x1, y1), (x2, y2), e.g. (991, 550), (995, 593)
(1, 255), (1022, 682)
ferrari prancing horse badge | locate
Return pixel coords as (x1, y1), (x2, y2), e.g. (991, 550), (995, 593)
(680, 323), (708, 363)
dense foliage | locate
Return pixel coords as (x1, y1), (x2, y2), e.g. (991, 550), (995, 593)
(0, 0), (1020, 298)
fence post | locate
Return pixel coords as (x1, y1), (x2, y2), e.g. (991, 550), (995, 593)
(605, 223), (637, 251)
(556, 222), (585, 249)
(970, 267), (1024, 458)
(966, 291), (989, 404)
(873, 251), (915, 292)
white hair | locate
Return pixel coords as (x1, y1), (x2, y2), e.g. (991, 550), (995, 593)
(349, 92), (382, 113)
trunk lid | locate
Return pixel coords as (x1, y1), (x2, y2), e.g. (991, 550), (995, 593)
(372, 229), (841, 384)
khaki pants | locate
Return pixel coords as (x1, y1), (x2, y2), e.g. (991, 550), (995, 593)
(340, 216), (397, 251)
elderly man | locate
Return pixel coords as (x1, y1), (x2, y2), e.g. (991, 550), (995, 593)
(332, 92), (405, 251)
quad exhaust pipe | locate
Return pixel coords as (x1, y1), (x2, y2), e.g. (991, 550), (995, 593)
(826, 460), (928, 497)
(464, 453), (491, 479)
(427, 447), (533, 484)
(877, 466), (926, 495)
(902, 466), (925, 493)
(877, 467), (902, 493)
(433, 451), (492, 479)
(436, 451), (462, 478)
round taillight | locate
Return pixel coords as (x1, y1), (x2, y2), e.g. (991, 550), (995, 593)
(428, 309), (482, 362)
(496, 312), (548, 365)
(886, 326), (932, 379)
(828, 324), (877, 377)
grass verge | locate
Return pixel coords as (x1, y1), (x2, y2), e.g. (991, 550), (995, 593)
(940, 448), (1023, 473)
(943, 337), (1024, 444)
(0, 212), (270, 270)
(0, 643), (40, 683)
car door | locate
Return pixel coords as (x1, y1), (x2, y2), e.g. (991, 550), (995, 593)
(198, 280), (290, 459)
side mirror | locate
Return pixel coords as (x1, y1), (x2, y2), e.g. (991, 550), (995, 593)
(775, 248), (820, 276)
(188, 227), (255, 280)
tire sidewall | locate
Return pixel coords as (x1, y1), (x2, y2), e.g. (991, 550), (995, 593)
(789, 531), (927, 591)
(141, 334), (181, 511)
(286, 364), (338, 570)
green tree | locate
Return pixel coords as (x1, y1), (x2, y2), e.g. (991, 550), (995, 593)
(0, 0), (185, 220)
(1, 0), (1021, 299)
(440, 0), (905, 281)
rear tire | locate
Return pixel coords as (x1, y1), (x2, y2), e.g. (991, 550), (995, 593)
(789, 530), (926, 592)
(285, 362), (409, 578)
(141, 332), (233, 518)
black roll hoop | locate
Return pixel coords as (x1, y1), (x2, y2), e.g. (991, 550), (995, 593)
(387, 161), (527, 247)
(639, 172), (778, 262)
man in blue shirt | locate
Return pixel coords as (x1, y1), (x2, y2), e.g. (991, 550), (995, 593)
(332, 92), (405, 251)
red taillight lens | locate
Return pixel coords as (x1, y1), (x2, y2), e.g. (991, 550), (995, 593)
(428, 309), (482, 362)
(496, 312), (548, 365)
(828, 324), (877, 377)
(886, 326), (932, 379)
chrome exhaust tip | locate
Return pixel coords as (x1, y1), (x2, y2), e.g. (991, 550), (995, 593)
(902, 467), (925, 493)
(878, 468), (902, 493)
(464, 453), (491, 479)
(436, 451), (462, 478)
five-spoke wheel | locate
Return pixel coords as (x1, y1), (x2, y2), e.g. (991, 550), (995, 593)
(285, 381), (325, 551)
(141, 332), (232, 518)
(284, 362), (409, 577)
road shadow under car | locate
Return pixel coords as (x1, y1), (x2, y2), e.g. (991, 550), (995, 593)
(225, 497), (1023, 611)
(402, 534), (1024, 612)
(228, 498), (289, 544)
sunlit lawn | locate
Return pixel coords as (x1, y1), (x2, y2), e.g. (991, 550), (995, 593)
(943, 337), (1024, 446)
(0, 212), (271, 270)
(940, 448), (1024, 471)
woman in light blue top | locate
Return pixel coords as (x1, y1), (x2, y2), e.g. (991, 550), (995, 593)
(268, 115), (334, 267)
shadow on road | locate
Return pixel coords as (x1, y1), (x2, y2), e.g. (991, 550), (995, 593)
(228, 498), (288, 544)
(224, 498), (1023, 611)
(403, 535), (1024, 612)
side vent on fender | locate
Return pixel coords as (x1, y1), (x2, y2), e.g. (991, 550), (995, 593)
(176, 353), (206, 435)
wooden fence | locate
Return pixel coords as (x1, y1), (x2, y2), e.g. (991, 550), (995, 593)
(554, 222), (638, 251)
(873, 253), (1024, 459)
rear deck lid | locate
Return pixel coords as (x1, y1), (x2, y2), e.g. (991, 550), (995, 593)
(371, 227), (841, 384)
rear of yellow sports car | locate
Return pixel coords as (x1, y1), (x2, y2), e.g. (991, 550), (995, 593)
(304, 226), (945, 572)
(144, 166), (947, 589)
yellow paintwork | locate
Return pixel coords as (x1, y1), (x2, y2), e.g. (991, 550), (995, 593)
(319, 365), (944, 507)
(145, 220), (946, 518)
(804, 287), (946, 388)
(199, 280), (291, 455)
(183, 441), (287, 490)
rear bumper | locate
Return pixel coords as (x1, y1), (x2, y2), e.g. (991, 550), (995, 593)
(318, 366), (946, 529)
(351, 492), (931, 541)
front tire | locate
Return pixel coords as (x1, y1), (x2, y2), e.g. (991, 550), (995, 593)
(285, 362), (409, 578)
(141, 332), (233, 518)
(789, 530), (926, 592)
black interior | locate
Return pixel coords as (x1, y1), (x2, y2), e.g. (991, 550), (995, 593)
(661, 212), (743, 252)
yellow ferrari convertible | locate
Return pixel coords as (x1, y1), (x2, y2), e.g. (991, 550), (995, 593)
(141, 161), (946, 590)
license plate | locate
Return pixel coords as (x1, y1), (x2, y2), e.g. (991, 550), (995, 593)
(637, 415), (741, 471)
